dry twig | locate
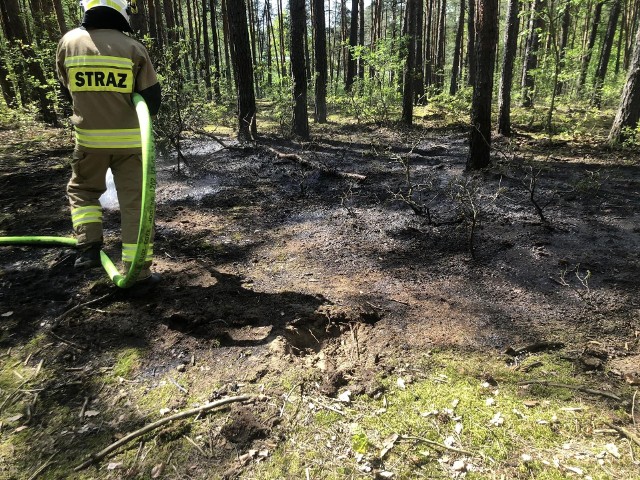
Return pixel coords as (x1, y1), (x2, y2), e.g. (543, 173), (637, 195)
(605, 422), (640, 448)
(74, 395), (253, 471)
(518, 380), (621, 401)
(265, 146), (366, 181)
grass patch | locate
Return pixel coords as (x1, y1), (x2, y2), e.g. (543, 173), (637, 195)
(250, 350), (637, 479)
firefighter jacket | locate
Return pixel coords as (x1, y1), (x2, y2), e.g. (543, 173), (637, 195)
(56, 28), (158, 154)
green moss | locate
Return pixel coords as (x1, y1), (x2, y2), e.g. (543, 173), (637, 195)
(110, 348), (143, 380)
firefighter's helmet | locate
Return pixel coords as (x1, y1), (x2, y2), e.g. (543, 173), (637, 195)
(81, 0), (137, 24)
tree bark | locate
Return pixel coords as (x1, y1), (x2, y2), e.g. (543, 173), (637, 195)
(450, 0), (466, 95)
(314, 0), (327, 122)
(52, 0), (68, 33)
(345, 0), (358, 90)
(555, 0), (571, 95)
(290, 0), (309, 138)
(203, 0), (213, 100)
(210, 0), (222, 101)
(227, 0), (257, 140)
(497, 0), (520, 135)
(467, 0), (498, 169)
(578, 0), (604, 90)
(520, 0), (544, 108)
(592, 0), (622, 107)
(609, 21), (640, 144)
(466, 0), (476, 86)
(401, 0), (417, 125)
(435, 0), (447, 89)
(414, 0), (425, 102)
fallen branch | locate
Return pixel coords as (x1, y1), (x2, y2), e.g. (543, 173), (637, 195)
(74, 395), (254, 471)
(191, 129), (230, 149)
(401, 435), (475, 456)
(505, 341), (565, 356)
(50, 292), (114, 329)
(518, 380), (621, 401)
(605, 422), (640, 448)
(265, 146), (366, 181)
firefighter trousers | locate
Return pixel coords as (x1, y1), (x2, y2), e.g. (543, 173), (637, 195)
(67, 149), (153, 278)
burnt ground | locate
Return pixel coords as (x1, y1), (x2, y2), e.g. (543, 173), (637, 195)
(1, 122), (639, 477)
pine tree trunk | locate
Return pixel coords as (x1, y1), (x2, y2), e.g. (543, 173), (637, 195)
(203, 0), (213, 100)
(450, 0), (466, 95)
(290, 0), (309, 138)
(435, 0), (447, 89)
(146, 0), (158, 42)
(467, 0), (498, 169)
(402, 0), (416, 125)
(358, 0), (364, 81)
(592, 0), (622, 107)
(227, 0), (257, 140)
(345, 0), (358, 90)
(314, 0), (327, 122)
(609, 21), (640, 144)
(497, 0), (520, 135)
(555, 0), (571, 95)
(466, 0), (476, 86)
(210, 0), (222, 101)
(521, 0), (544, 108)
(52, 0), (68, 33)
(277, 0), (287, 78)
(578, 0), (604, 90)
(221, 0), (234, 85)
(414, 0), (425, 102)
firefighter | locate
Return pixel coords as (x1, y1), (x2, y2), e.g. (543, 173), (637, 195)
(56, 0), (161, 285)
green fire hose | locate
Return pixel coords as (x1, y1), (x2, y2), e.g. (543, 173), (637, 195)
(0, 93), (156, 289)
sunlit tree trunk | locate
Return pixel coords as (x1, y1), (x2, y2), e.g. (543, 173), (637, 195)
(450, 0), (465, 95)
(402, 0), (416, 125)
(203, 0), (213, 100)
(466, 0), (476, 86)
(592, 0), (621, 107)
(414, 0), (425, 102)
(227, 0), (257, 140)
(468, 0), (498, 170)
(314, 0), (327, 123)
(609, 21), (640, 144)
(290, 0), (309, 138)
(521, 0), (544, 107)
(578, 0), (604, 91)
(210, 0), (222, 101)
(497, 0), (519, 135)
(556, 0), (571, 95)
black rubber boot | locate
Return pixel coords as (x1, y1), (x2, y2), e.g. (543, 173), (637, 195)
(74, 243), (102, 269)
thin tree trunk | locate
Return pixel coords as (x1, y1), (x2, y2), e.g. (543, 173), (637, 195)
(592, 0), (622, 107)
(402, 0), (417, 125)
(578, 0), (604, 91)
(210, 0), (222, 101)
(290, 0), (309, 138)
(521, 0), (544, 108)
(221, 0), (234, 85)
(52, 0), (68, 33)
(450, 0), (466, 95)
(345, 0), (358, 90)
(414, 0), (425, 102)
(203, 0), (213, 100)
(227, 0), (257, 140)
(466, 0), (476, 86)
(314, 0), (327, 122)
(556, 0), (571, 95)
(497, 0), (519, 135)
(277, 0), (287, 79)
(468, 0), (498, 169)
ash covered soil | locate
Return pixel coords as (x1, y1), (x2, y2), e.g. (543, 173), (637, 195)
(1, 123), (639, 476)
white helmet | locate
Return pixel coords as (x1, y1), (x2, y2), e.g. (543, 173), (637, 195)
(81, 0), (131, 23)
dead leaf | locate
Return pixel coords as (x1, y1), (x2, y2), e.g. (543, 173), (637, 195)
(84, 410), (100, 418)
(377, 471), (394, 479)
(485, 397), (496, 406)
(151, 463), (165, 478)
(623, 373), (640, 385)
(379, 433), (399, 459)
(452, 460), (466, 472)
(605, 443), (621, 459)
(338, 390), (352, 404)
(396, 378), (406, 390)
(523, 400), (539, 408)
(159, 408), (171, 415)
(1, 311), (13, 317)
(6, 414), (23, 423)
(107, 462), (123, 470)
(14, 426), (27, 433)
(454, 422), (463, 435)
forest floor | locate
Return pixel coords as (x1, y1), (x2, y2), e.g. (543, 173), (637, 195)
(1, 112), (639, 479)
